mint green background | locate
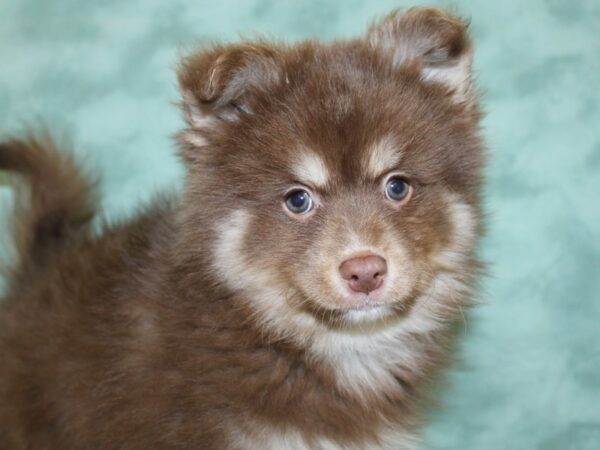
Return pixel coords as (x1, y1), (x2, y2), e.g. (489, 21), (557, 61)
(1, 1), (599, 449)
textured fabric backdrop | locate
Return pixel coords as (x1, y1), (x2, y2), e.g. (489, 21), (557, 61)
(1, 1), (599, 449)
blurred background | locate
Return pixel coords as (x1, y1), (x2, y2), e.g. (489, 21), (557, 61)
(1, 1), (599, 448)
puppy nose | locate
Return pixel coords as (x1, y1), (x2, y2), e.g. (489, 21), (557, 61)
(339, 254), (387, 294)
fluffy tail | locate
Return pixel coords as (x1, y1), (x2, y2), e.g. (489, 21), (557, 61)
(0, 134), (98, 280)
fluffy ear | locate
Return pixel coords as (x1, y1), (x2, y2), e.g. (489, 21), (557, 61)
(178, 43), (283, 135)
(368, 8), (474, 103)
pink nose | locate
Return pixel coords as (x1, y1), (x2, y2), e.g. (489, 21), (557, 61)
(339, 254), (387, 294)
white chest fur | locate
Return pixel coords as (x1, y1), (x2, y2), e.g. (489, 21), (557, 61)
(228, 421), (419, 450)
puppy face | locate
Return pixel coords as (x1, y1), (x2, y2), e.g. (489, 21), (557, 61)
(178, 9), (483, 332)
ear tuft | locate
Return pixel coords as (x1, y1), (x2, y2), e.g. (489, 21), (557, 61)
(368, 8), (474, 103)
(178, 43), (283, 130)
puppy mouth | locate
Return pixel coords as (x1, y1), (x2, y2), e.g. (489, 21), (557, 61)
(294, 276), (416, 324)
(310, 294), (396, 317)
(308, 281), (423, 325)
(341, 296), (387, 312)
(334, 282), (393, 311)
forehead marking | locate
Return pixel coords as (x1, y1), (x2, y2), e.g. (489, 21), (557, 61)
(292, 150), (330, 189)
(366, 135), (402, 178)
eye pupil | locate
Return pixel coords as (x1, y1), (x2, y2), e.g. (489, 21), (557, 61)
(290, 192), (307, 208)
(285, 190), (313, 214)
(385, 177), (410, 201)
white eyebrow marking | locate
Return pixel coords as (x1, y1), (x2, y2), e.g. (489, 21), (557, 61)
(366, 135), (402, 178)
(292, 150), (330, 188)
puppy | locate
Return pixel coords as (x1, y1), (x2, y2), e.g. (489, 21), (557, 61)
(0, 8), (485, 449)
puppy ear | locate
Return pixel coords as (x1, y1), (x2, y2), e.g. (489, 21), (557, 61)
(368, 8), (473, 104)
(178, 43), (283, 132)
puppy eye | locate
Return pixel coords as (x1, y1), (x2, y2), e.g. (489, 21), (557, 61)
(384, 176), (411, 202)
(285, 189), (314, 214)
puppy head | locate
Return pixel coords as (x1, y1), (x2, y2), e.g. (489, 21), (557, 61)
(176, 8), (484, 334)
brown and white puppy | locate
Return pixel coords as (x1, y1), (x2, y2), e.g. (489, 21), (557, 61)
(0, 8), (485, 450)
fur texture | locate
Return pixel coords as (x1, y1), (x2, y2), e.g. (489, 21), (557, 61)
(0, 8), (485, 449)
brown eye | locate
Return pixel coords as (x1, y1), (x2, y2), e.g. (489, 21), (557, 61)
(285, 189), (314, 214)
(384, 176), (411, 202)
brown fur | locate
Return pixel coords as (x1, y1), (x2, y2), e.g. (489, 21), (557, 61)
(0, 8), (485, 449)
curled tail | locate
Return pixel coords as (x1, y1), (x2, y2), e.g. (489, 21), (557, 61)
(0, 133), (98, 280)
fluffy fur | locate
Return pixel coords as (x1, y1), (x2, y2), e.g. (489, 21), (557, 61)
(0, 8), (485, 449)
